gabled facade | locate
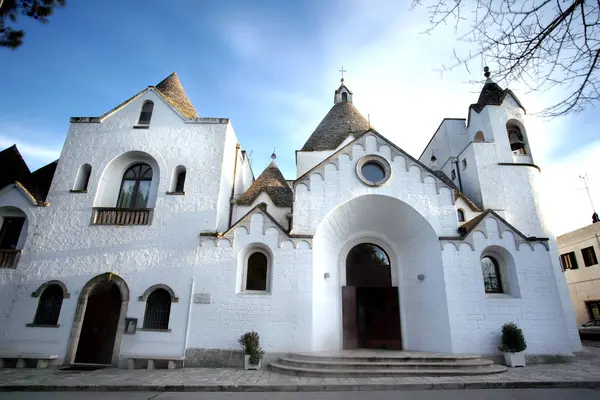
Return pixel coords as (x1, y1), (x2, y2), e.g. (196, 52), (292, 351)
(0, 71), (580, 368)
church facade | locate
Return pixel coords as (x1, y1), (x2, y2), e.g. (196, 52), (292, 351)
(0, 72), (581, 367)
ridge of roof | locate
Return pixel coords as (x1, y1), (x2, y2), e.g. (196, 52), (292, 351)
(300, 102), (370, 151)
(0, 145), (57, 204)
(295, 128), (457, 192)
(236, 161), (293, 207)
(155, 72), (199, 119)
(71, 72), (199, 123)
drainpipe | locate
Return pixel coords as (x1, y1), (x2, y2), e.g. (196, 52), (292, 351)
(228, 144), (241, 228)
(182, 277), (195, 367)
(453, 158), (463, 192)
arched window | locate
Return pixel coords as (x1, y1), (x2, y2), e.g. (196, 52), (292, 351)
(169, 166), (186, 193)
(474, 131), (485, 142)
(245, 251), (269, 291)
(143, 289), (172, 330)
(33, 285), (64, 325)
(138, 101), (154, 125)
(342, 92), (348, 102)
(73, 163), (92, 191)
(481, 256), (503, 293)
(117, 163), (153, 208)
(507, 123), (526, 154)
(457, 209), (465, 223)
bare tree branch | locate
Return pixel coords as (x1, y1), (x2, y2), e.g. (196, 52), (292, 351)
(413, 0), (600, 117)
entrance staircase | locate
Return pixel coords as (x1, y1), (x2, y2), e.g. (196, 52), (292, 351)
(270, 350), (506, 377)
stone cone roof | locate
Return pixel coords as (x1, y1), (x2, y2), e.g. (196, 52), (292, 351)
(155, 72), (199, 119)
(237, 161), (293, 207)
(301, 102), (370, 151)
(470, 80), (525, 113)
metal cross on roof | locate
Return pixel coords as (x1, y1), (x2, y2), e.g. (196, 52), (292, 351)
(339, 66), (347, 82)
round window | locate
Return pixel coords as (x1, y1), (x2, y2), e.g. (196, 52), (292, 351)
(361, 162), (385, 183)
(356, 155), (391, 186)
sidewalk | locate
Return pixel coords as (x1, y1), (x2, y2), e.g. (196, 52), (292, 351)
(2, 346), (600, 392)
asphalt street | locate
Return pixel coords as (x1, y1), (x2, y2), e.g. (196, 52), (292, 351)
(1, 389), (599, 399)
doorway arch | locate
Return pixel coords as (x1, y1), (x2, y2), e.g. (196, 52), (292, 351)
(65, 273), (129, 366)
(343, 242), (401, 350)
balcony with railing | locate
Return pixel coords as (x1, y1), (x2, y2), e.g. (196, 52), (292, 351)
(91, 208), (153, 226)
(0, 249), (22, 268)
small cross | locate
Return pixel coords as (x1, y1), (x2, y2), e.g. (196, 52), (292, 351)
(339, 66), (347, 82)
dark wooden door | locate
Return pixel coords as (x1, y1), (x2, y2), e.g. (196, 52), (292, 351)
(342, 286), (358, 350)
(357, 287), (402, 350)
(75, 283), (121, 364)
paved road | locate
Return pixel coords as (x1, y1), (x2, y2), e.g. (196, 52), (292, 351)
(1, 390), (599, 399)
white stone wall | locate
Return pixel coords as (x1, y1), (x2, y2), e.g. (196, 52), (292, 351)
(190, 212), (312, 353)
(0, 90), (239, 361)
(296, 150), (334, 178)
(442, 216), (577, 355)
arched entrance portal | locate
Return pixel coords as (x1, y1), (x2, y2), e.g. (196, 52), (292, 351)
(343, 243), (401, 350)
(65, 273), (129, 366)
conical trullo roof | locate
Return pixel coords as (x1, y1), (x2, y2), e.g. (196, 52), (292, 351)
(236, 161), (293, 207)
(155, 72), (199, 119)
(301, 102), (370, 151)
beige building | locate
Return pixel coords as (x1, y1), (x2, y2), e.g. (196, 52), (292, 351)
(558, 222), (600, 325)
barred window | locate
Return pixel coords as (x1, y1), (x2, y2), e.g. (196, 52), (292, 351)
(143, 289), (171, 330)
(33, 285), (63, 325)
(481, 256), (503, 293)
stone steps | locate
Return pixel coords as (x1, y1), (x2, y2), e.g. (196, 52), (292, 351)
(270, 351), (507, 377)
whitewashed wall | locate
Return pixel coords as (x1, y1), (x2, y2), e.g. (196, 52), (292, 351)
(0, 89), (239, 362)
(189, 211), (312, 353)
(233, 192), (290, 228)
(443, 216), (578, 355)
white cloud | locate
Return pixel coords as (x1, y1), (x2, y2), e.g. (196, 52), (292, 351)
(0, 135), (61, 165)
(539, 141), (600, 236)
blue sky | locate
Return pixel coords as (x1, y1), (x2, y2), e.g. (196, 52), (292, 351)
(1, 0), (598, 235)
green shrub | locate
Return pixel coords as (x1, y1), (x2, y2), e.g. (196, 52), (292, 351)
(239, 331), (265, 364)
(499, 322), (527, 353)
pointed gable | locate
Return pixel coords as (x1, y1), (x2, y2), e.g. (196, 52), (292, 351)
(0, 145), (57, 204)
(155, 72), (199, 119)
(237, 161), (293, 207)
(0, 145), (30, 189)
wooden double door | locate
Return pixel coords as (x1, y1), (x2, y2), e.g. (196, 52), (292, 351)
(342, 286), (402, 350)
(342, 243), (402, 350)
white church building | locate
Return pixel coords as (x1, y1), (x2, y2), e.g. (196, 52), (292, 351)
(0, 71), (581, 368)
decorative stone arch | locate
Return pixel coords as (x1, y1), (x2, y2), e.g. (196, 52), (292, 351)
(93, 151), (161, 208)
(64, 272), (130, 366)
(237, 243), (274, 293)
(480, 245), (521, 298)
(31, 280), (70, 298)
(138, 284), (179, 303)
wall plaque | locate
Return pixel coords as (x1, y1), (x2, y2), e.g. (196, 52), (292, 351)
(194, 293), (211, 304)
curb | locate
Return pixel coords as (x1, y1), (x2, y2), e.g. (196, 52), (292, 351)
(1, 381), (600, 392)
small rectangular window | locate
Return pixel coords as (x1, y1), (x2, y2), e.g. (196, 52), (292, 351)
(451, 170), (456, 180)
(560, 252), (578, 270)
(462, 159), (467, 170)
(582, 246), (598, 267)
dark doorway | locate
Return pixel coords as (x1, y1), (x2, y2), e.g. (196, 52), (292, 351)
(342, 243), (402, 350)
(74, 282), (122, 364)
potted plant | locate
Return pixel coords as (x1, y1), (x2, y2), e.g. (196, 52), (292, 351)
(499, 322), (527, 367)
(239, 331), (264, 370)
